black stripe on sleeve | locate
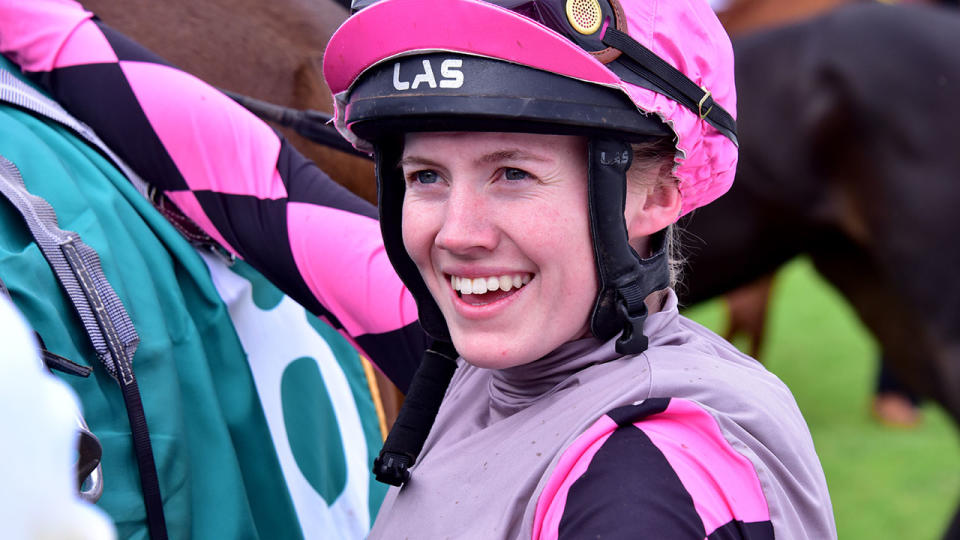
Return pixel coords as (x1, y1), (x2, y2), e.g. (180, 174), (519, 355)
(278, 139), (378, 219)
(31, 63), (188, 192)
(95, 21), (175, 67)
(558, 424), (705, 539)
(707, 519), (775, 540)
(607, 397), (671, 426)
(355, 322), (429, 393)
(191, 190), (342, 325)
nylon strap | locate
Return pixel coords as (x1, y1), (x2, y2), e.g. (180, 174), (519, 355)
(373, 340), (459, 486)
(0, 72), (169, 539)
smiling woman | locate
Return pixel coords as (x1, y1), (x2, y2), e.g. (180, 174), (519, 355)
(400, 132), (602, 369)
(324, 0), (837, 538)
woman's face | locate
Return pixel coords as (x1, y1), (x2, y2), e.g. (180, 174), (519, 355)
(400, 132), (598, 369)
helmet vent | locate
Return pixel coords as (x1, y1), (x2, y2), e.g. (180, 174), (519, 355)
(566, 0), (603, 35)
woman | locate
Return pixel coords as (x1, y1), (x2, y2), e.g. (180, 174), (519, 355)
(323, 0), (836, 538)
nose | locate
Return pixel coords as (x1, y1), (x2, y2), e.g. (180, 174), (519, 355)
(434, 184), (499, 255)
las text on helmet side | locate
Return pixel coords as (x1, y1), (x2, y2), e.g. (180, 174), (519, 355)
(393, 59), (464, 91)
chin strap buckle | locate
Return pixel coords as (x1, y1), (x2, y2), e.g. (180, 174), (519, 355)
(614, 283), (651, 355)
(373, 451), (413, 487)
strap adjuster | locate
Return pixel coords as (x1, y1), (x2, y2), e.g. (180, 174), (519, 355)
(697, 86), (714, 120)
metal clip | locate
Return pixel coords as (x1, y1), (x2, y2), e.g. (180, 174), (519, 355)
(698, 86), (713, 120)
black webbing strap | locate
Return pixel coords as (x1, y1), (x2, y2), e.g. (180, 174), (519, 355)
(603, 28), (739, 146)
(373, 340), (459, 486)
(0, 145), (168, 536)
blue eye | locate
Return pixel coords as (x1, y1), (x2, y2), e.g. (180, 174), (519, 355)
(414, 170), (439, 184)
(504, 168), (529, 181)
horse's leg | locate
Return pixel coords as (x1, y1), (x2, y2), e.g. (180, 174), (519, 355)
(723, 273), (775, 360)
(944, 503), (960, 540)
(810, 234), (960, 426)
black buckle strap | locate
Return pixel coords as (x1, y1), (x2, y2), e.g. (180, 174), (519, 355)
(373, 340), (459, 486)
(603, 28), (739, 146)
(613, 237), (669, 354)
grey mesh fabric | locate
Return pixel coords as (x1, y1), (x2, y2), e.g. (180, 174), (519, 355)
(370, 290), (836, 539)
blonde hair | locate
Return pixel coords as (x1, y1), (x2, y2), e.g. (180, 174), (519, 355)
(628, 138), (684, 287)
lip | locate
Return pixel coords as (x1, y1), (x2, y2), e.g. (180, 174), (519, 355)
(443, 271), (531, 321)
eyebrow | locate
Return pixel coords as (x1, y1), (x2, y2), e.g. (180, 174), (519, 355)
(477, 150), (551, 165)
(398, 149), (552, 169)
(397, 156), (443, 169)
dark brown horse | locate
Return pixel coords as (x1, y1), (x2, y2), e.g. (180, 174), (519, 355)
(708, 0), (959, 364)
(70, 1), (960, 533)
(685, 0), (960, 422)
(679, 4), (960, 534)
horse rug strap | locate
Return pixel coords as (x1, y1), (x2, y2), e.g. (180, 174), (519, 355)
(0, 72), (169, 539)
(0, 156), (137, 382)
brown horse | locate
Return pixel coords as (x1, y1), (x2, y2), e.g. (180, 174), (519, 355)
(715, 0), (858, 34)
(81, 0), (401, 427)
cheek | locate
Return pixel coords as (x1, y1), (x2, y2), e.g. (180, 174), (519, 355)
(400, 201), (432, 264)
(401, 198), (443, 270)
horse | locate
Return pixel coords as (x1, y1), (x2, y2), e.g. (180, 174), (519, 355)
(706, 0), (952, 360)
(81, 0), (406, 429)
(714, 0), (857, 35)
(684, 0), (960, 425)
(678, 3), (960, 534)
(68, 0), (960, 533)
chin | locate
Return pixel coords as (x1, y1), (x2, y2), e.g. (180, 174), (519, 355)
(451, 336), (544, 370)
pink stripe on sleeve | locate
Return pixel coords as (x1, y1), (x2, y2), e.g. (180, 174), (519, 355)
(637, 399), (770, 536)
(288, 203), (419, 336)
(118, 60), (288, 200)
(531, 415), (619, 540)
(0, 0), (117, 72)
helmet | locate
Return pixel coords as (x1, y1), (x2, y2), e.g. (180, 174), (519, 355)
(323, 0), (738, 485)
(325, 0), (737, 352)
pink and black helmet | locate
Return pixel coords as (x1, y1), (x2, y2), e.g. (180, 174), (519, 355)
(323, 0), (738, 485)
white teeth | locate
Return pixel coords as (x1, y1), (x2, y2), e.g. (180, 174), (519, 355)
(473, 277), (488, 294)
(450, 273), (533, 295)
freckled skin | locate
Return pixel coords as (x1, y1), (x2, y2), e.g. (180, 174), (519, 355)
(400, 132), (598, 369)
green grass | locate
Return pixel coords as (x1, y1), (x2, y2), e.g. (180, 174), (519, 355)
(682, 257), (960, 539)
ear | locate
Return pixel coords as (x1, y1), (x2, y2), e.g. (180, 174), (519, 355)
(624, 182), (682, 251)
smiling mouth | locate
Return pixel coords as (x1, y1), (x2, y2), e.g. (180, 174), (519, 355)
(449, 273), (532, 306)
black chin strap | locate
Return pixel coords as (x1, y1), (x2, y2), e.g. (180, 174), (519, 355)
(373, 340), (459, 486)
(587, 138), (671, 355)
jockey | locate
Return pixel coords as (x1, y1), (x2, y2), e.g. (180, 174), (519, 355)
(321, 0), (836, 537)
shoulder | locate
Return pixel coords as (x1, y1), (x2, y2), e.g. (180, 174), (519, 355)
(532, 398), (774, 540)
